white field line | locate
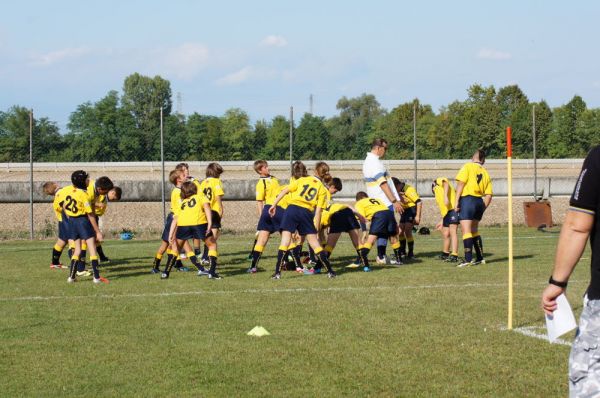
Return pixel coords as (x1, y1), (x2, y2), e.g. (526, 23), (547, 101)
(503, 325), (573, 347)
(0, 280), (586, 303)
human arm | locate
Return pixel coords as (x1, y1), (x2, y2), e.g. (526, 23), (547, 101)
(454, 181), (465, 211)
(168, 215), (178, 244)
(216, 195), (224, 218)
(414, 201), (422, 225)
(483, 194), (492, 209)
(380, 181), (403, 213)
(347, 205), (368, 225)
(541, 210), (593, 315)
(87, 213), (103, 242)
(256, 200), (264, 218)
(313, 206), (322, 231)
(269, 187), (291, 217)
(442, 180), (451, 208)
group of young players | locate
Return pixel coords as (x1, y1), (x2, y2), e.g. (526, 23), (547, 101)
(43, 171), (122, 283)
(45, 146), (492, 283)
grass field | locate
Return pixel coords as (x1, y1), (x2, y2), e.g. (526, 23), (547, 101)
(0, 226), (591, 397)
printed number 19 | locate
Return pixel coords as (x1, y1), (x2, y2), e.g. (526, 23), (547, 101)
(299, 184), (317, 201)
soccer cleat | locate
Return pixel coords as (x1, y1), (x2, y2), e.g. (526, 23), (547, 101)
(363, 266), (371, 272)
(472, 259), (486, 266)
(346, 262), (361, 269)
(151, 268), (161, 274)
(93, 277), (109, 284)
(67, 277), (76, 283)
(389, 258), (403, 266)
(160, 272), (170, 279)
(406, 254), (415, 260)
(376, 255), (388, 265)
(197, 269), (210, 276)
(303, 268), (315, 275)
(271, 273), (281, 280)
(50, 263), (63, 270)
(76, 270), (92, 277)
(208, 272), (222, 280)
(437, 254), (449, 260)
(456, 260), (474, 268)
(327, 271), (337, 279)
(313, 267), (322, 274)
(176, 266), (190, 272)
(99, 257), (110, 263)
(247, 267), (257, 274)
(445, 255), (459, 263)
(295, 266), (305, 273)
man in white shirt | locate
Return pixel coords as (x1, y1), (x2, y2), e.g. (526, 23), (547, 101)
(362, 138), (403, 264)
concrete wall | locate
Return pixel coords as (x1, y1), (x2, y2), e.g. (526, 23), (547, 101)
(0, 177), (577, 203)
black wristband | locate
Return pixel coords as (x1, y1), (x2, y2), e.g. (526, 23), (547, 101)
(392, 199), (397, 204)
(548, 276), (568, 288)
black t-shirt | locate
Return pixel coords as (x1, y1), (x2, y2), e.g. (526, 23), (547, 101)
(570, 145), (600, 299)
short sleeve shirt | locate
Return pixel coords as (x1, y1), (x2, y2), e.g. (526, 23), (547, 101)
(570, 145), (600, 299)
(362, 152), (400, 206)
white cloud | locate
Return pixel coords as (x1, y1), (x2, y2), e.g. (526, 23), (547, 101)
(260, 35), (288, 47)
(215, 66), (253, 85)
(28, 47), (90, 66)
(477, 48), (512, 61)
(162, 42), (210, 79)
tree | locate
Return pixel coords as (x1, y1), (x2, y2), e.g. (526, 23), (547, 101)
(295, 113), (329, 159)
(328, 94), (385, 159)
(221, 108), (254, 160)
(121, 73), (173, 159)
(264, 115), (290, 160)
(0, 106), (63, 162)
(547, 95), (587, 157)
(253, 119), (268, 159)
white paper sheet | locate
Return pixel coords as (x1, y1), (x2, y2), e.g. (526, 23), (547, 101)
(545, 293), (577, 343)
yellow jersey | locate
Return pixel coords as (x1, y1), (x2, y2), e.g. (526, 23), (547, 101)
(432, 177), (456, 217)
(86, 179), (97, 203)
(278, 185), (290, 209)
(174, 192), (210, 226)
(455, 162), (493, 197)
(355, 197), (389, 221)
(256, 176), (281, 206)
(199, 177), (224, 213)
(94, 194), (108, 217)
(62, 186), (93, 218)
(287, 176), (328, 211)
(400, 184), (420, 209)
(52, 186), (68, 222)
(170, 187), (182, 214)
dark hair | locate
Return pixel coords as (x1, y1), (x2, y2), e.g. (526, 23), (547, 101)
(292, 161), (308, 179)
(253, 160), (268, 174)
(391, 177), (404, 191)
(96, 176), (114, 191)
(110, 186), (122, 200)
(355, 191), (368, 201)
(371, 138), (388, 149)
(176, 163), (189, 171)
(169, 169), (181, 185)
(180, 181), (197, 199)
(475, 148), (486, 164)
(206, 162), (224, 178)
(330, 177), (342, 191)
(71, 170), (88, 190)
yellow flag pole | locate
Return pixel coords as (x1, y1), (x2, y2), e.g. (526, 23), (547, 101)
(507, 126), (514, 330)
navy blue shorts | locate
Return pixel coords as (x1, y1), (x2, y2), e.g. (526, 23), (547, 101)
(211, 211), (222, 229)
(67, 216), (95, 240)
(161, 213), (174, 242)
(176, 224), (211, 240)
(443, 210), (459, 227)
(257, 205), (285, 233)
(458, 196), (485, 221)
(329, 207), (360, 234)
(58, 220), (69, 241)
(369, 210), (398, 238)
(281, 205), (317, 235)
(400, 207), (417, 224)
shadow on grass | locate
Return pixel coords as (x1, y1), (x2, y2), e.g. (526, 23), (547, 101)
(485, 254), (534, 264)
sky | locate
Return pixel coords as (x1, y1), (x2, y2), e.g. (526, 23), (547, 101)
(1, 0), (599, 132)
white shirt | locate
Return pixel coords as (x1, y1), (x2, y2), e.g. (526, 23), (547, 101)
(362, 152), (400, 206)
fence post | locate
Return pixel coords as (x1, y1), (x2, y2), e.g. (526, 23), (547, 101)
(29, 109), (34, 240)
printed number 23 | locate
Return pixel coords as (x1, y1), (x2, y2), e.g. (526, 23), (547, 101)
(299, 184), (317, 201)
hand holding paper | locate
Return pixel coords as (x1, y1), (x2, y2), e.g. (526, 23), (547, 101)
(545, 293), (577, 343)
